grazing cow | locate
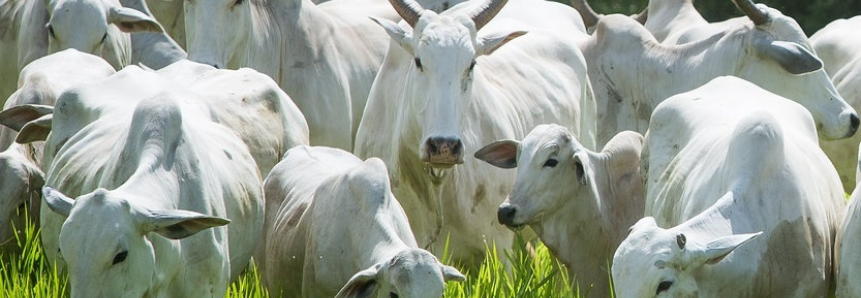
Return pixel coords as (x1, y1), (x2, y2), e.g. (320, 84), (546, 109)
(836, 142), (861, 297)
(183, 0), (401, 150)
(27, 64), (306, 276)
(31, 67), (268, 297)
(354, 0), (596, 266)
(811, 16), (861, 191)
(0, 0), (162, 102)
(613, 76), (844, 297)
(257, 146), (465, 298)
(573, 0), (858, 147)
(475, 125), (643, 296)
(0, 50), (115, 250)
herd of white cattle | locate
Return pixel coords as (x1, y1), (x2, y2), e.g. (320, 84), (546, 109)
(1, 0), (860, 296)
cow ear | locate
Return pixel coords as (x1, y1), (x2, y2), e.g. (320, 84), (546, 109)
(43, 186), (73, 218)
(572, 152), (588, 185)
(476, 30), (527, 56)
(108, 7), (163, 33)
(17, 114), (52, 143)
(335, 264), (382, 298)
(370, 16), (414, 55)
(138, 209), (230, 239)
(689, 232), (762, 266)
(756, 39), (822, 74)
(0, 104), (54, 132)
(442, 264), (466, 282)
(474, 139), (519, 168)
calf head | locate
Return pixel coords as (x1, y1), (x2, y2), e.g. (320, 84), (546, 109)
(42, 187), (229, 298)
(335, 249), (465, 298)
(475, 124), (643, 231)
(371, 0), (526, 169)
(612, 216), (761, 298)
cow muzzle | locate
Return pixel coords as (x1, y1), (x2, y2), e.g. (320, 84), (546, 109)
(421, 136), (464, 167)
(497, 203), (524, 230)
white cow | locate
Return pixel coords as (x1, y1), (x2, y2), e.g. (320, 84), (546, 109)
(613, 76), (844, 297)
(836, 142), (861, 297)
(0, 50), (115, 249)
(637, 0), (749, 45)
(183, 0), (401, 150)
(29, 64), (307, 275)
(257, 146), (465, 298)
(475, 125), (643, 296)
(574, 0), (858, 148)
(354, 0), (596, 266)
(811, 16), (861, 191)
(30, 66), (269, 297)
(0, 0), (162, 103)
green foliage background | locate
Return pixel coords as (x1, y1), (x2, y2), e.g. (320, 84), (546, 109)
(580, 0), (860, 35)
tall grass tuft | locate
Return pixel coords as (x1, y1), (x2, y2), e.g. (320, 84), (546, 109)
(0, 214), (68, 297)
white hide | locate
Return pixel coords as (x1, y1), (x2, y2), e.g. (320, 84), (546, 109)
(257, 146), (464, 298)
(121, 0), (187, 70)
(354, 0), (596, 267)
(836, 142), (861, 297)
(35, 65), (307, 285)
(183, 0), (400, 150)
(38, 85), (264, 297)
(577, 6), (858, 148)
(613, 76), (844, 297)
(0, 0), (162, 104)
(0, 50), (115, 249)
(475, 125), (643, 296)
(811, 16), (861, 192)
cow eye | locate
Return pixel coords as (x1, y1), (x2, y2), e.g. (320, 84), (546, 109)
(414, 57), (423, 71)
(543, 158), (558, 168)
(389, 293), (398, 298)
(112, 250), (128, 265)
(100, 32), (108, 44)
(656, 280), (673, 295)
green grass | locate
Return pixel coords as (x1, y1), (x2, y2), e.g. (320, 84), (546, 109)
(1, 219), (601, 298)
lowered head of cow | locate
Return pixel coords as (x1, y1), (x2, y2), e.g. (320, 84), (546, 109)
(46, 0), (163, 69)
(370, 0), (527, 170)
(335, 249), (465, 298)
(611, 216), (762, 298)
(42, 186), (229, 298)
(475, 124), (644, 232)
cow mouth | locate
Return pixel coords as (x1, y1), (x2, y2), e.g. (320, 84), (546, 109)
(504, 223), (526, 231)
(428, 166), (448, 181)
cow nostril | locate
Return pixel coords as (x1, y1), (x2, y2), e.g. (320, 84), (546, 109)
(851, 114), (860, 134)
(426, 139), (439, 154)
(497, 206), (517, 225)
(451, 140), (463, 156)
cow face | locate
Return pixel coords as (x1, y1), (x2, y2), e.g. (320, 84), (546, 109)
(734, 3), (858, 140)
(612, 217), (761, 298)
(42, 187), (229, 298)
(372, 0), (525, 169)
(183, 0), (250, 69)
(335, 249), (465, 298)
(475, 125), (588, 229)
(46, 0), (162, 69)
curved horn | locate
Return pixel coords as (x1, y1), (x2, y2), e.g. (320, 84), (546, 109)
(632, 7), (648, 25)
(388, 0), (424, 27)
(470, 0), (509, 31)
(568, 0), (601, 29)
(732, 0), (768, 26)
